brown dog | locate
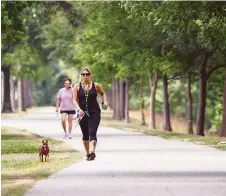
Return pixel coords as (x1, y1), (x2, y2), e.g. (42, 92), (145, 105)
(39, 140), (49, 162)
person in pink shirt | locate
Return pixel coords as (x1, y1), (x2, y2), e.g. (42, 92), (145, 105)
(56, 78), (76, 139)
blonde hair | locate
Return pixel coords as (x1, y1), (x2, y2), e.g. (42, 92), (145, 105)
(80, 67), (91, 82)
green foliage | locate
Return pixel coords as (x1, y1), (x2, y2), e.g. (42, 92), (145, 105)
(206, 69), (226, 131)
(41, 11), (77, 64)
(1, 1), (31, 48)
(3, 1), (225, 132)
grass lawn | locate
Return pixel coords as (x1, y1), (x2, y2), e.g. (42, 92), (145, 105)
(1, 111), (25, 119)
(1, 107), (41, 119)
(1, 126), (82, 196)
(100, 111), (226, 151)
(1, 107), (55, 119)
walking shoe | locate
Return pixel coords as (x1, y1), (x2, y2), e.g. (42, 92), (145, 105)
(86, 153), (91, 161)
(89, 152), (96, 161)
(63, 132), (67, 139)
(68, 134), (72, 139)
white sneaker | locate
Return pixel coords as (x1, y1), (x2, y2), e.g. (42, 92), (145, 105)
(68, 134), (72, 139)
(63, 132), (67, 139)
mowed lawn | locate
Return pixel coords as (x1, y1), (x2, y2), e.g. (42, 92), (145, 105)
(100, 110), (226, 151)
(1, 126), (82, 196)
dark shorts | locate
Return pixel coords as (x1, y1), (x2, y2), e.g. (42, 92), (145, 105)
(60, 110), (76, 115)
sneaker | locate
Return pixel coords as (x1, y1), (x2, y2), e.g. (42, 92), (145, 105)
(86, 153), (91, 161)
(68, 134), (72, 139)
(88, 152), (96, 161)
(63, 132), (67, 139)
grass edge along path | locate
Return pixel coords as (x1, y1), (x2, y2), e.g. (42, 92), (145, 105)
(100, 112), (226, 151)
(2, 107), (226, 151)
(1, 126), (83, 196)
(1, 107), (44, 119)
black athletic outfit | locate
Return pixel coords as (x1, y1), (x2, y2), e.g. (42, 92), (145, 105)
(78, 82), (101, 141)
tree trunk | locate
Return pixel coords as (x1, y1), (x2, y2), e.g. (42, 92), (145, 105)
(149, 72), (158, 129)
(119, 79), (125, 120)
(14, 81), (18, 111)
(125, 77), (130, 123)
(140, 74), (146, 125)
(185, 73), (193, 134)
(119, 79), (122, 120)
(1, 66), (13, 113)
(10, 78), (15, 112)
(122, 81), (126, 119)
(163, 74), (172, 131)
(112, 77), (116, 118)
(196, 55), (208, 136)
(26, 80), (33, 108)
(1, 71), (4, 111)
(116, 79), (121, 120)
(220, 76), (226, 137)
(17, 79), (23, 111)
(21, 80), (28, 111)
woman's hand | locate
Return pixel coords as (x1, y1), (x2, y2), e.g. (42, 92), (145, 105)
(95, 83), (108, 110)
(101, 101), (108, 110)
(79, 109), (85, 117)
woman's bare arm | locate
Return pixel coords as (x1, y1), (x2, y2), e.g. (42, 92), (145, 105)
(95, 83), (107, 104)
(73, 83), (85, 116)
(56, 98), (61, 112)
(73, 83), (81, 110)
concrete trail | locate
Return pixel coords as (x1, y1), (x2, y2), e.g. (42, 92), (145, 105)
(1, 107), (226, 196)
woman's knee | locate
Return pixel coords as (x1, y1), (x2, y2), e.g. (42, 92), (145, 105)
(90, 136), (97, 142)
(68, 114), (73, 122)
(89, 129), (97, 141)
(68, 119), (73, 125)
(83, 134), (89, 141)
(62, 119), (66, 124)
(81, 127), (89, 141)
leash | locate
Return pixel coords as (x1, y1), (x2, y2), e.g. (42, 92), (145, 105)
(56, 110), (86, 131)
(84, 110), (90, 118)
(72, 109), (90, 131)
(72, 113), (84, 131)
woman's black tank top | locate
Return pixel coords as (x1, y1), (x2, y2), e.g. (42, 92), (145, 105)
(78, 82), (100, 113)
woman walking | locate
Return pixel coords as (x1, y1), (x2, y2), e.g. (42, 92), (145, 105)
(73, 67), (108, 161)
(56, 78), (76, 139)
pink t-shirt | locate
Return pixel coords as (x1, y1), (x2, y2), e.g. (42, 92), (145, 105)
(57, 87), (75, 111)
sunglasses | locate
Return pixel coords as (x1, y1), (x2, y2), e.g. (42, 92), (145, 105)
(64, 83), (70, 85)
(81, 73), (91, 76)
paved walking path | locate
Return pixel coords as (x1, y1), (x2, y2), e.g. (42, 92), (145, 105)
(2, 107), (226, 196)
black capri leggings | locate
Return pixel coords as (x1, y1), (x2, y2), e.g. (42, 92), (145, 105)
(79, 112), (101, 141)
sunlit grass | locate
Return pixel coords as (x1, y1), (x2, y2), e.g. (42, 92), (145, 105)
(1, 127), (82, 196)
(1, 106), (49, 119)
(100, 110), (226, 151)
(1, 111), (25, 119)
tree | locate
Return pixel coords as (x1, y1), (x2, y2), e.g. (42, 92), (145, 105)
(221, 76), (226, 137)
(1, 66), (13, 112)
(1, 1), (33, 112)
(1, 1), (32, 52)
(149, 1), (226, 135)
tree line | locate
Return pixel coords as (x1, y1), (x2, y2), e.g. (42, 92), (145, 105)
(1, 1), (226, 137)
